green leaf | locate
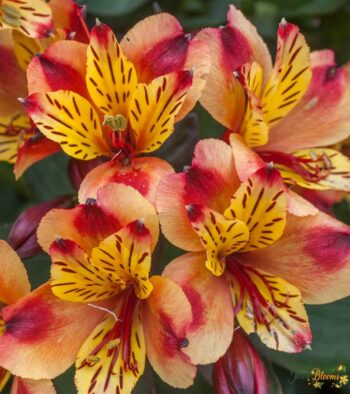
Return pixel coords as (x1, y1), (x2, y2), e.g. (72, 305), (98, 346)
(286, 0), (348, 17)
(24, 153), (74, 202)
(81, 0), (150, 17)
(254, 297), (350, 375)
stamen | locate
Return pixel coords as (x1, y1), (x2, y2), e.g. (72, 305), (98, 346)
(258, 150), (332, 184)
(87, 303), (120, 322)
(85, 355), (101, 367)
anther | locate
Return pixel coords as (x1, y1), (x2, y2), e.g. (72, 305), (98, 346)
(85, 197), (97, 206)
(280, 17), (287, 26)
(107, 338), (121, 350)
(103, 114), (128, 132)
(179, 338), (189, 348)
(85, 355), (100, 366)
(68, 31), (76, 40)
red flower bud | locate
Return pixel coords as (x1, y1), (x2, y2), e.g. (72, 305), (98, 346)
(213, 330), (269, 394)
(7, 195), (75, 259)
(68, 158), (105, 191)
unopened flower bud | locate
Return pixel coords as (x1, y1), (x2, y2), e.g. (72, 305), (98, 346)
(7, 195), (75, 259)
(213, 330), (269, 394)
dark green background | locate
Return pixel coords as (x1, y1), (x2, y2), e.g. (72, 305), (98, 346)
(2, 0), (350, 392)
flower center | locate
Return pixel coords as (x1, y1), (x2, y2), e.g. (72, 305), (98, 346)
(258, 150), (332, 183)
(80, 289), (140, 387)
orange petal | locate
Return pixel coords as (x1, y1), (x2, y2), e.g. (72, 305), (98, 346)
(27, 40), (88, 98)
(229, 134), (265, 181)
(0, 29), (26, 117)
(0, 241), (30, 305)
(37, 199), (122, 255)
(11, 377), (56, 394)
(121, 13), (210, 122)
(197, 4), (272, 130)
(239, 211), (350, 304)
(78, 156), (173, 207)
(142, 276), (196, 388)
(38, 183), (159, 254)
(96, 184), (159, 252)
(87, 22), (137, 118)
(157, 139), (239, 251)
(263, 50), (350, 152)
(163, 253), (234, 365)
(49, 0), (89, 43)
(0, 283), (107, 379)
(14, 134), (61, 179)
(130, 70), (192, 153)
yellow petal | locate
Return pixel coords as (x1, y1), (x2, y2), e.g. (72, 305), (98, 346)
(237, 62), (269, 148)
(186, 204), (249, 276)
(0, 0), (52, 38)
(0, 112), (31, 163)
(25, 90), (111, 160)
(50, 239), (123, 303)
(276, 149), (350, 191)
(130, 70), (192, 153)
(91, 220), (153, 300)
(12, 29), (60, 71)
(0, 368), (11, 391)
(261, 21), (311, 127)
(87, 22), (138, 117)
(76, 299), (145, 394)
(224, 166), (287, 252)
(228, 264), (311, 353)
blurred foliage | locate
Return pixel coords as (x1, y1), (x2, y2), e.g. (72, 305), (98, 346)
(2, 0), (350, 393)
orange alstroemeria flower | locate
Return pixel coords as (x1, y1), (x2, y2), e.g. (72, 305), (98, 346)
(156, 139), (350, 364)
(0, 241), (56, 394)
(0, 0), (89, 178)
(23, 15), (210, 205)
(197, 5), (350, 194)
(0, 184), (196, 394)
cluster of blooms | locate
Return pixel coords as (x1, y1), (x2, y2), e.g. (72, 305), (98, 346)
(0, 1), (350, 393)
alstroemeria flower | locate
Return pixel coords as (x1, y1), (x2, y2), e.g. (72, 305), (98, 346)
(157, 139), (350, 364)
(24, 15), (210, 204)
(0, 0), (89, 178)
(197, 5), (350, 192)
(0, 240), (56, 394)
(0, 184), (196, 393)
(0, 0), (52, 38)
